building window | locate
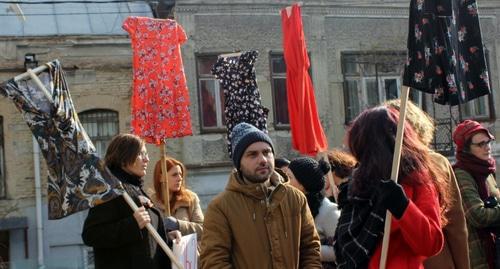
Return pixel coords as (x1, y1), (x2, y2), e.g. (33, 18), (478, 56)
(0, 116), (5, 199)
(270, 53), (290, 127)
(196, 55), (226, 132)
(341, 52), (421, 123)
(0, 230), (8, 268)
(79, 110), (119, 157)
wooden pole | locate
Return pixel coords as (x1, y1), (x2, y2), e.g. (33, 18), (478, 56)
(15, 65), (48, 82)
(122, 192), (183, 269)
(379, 86), (410, 268)
(25, 69), (53, 102)
(160, 142), (171, 216)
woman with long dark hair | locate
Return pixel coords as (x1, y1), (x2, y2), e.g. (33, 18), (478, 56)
(152, 157), (204, 241)
(385, 99), (468, 269)
(334, 106), (448, 268)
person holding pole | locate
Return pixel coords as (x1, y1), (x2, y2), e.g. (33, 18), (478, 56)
(287, 157), (339, 268)
(452, 120), (498, 269)
(200, 122), (321, 268)
(152, 157), (204, 241)
(333, 106), (445, 268)
(82, 134), (179, 269)
(385, 99), (468, 269)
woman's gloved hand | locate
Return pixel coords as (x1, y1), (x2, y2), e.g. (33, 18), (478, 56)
(377, 179), (409, 219)
(164, 216), (180, 231)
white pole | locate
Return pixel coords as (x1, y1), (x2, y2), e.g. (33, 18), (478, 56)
(32, 136), (45, 269)
(14, 65), (48, 82)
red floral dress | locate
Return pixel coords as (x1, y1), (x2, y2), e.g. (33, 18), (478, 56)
(123, 16), (192, 144)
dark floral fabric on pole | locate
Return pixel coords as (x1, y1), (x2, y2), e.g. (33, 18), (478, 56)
(0, 60), (123, 219)
(211, 50), (269, 157)
(403, 0), (491, 105)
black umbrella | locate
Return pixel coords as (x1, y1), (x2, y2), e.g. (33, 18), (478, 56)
(380, 0), (491, 267)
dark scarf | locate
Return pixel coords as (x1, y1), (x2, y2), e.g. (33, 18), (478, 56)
(454, 151), (496, 269)
(334, 182), (386, 268)
(108, 165), (143, 187)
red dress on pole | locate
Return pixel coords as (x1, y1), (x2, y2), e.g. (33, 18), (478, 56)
(123, 16), (192, 145)
(281, 4), (328, 156)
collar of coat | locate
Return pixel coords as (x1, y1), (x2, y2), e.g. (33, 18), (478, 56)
(226, 169), (290, 201)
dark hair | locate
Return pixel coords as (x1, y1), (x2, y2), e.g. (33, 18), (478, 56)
(348, 106), (450, 224)
(306, 192), (324, 218)
(305, 159), (330, 218)
(463, 138), (472, 153)
(105, 134), (144, 169)
(153, 157), (192, 212)
(275, 157), (291, 169)
(327, 149), (357, 178)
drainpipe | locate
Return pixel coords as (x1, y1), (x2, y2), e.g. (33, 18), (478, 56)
(33, 136), (45, 269)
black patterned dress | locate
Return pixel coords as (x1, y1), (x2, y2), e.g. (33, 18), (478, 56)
(403, 0), (491, 105)
(211, 50), (269, 156)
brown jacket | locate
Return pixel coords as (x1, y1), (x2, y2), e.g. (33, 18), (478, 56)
(200, 169), (321, 269)
(424, 152), (470, 269)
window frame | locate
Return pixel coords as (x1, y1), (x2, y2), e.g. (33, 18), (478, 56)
(341, 51), (411, 124)
(78, 109), (119, 157)
(269, 52), (290, 130)
(195, 53), (227, 133)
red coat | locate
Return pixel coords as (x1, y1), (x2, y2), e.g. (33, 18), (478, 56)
(369, 176), (444, 269)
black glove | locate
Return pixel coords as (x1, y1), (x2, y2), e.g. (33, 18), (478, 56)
(163, 216), (179, 231)
(377, 179), (409, 219)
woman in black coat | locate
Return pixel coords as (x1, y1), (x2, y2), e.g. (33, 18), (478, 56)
(82, 133), (177, 269)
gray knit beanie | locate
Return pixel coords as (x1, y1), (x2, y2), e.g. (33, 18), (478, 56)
(231, 122), (274, 170)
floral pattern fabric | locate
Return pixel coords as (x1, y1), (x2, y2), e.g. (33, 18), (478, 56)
(211, 50), (269, 157)
(403, 0), (491, 105)
(0, 60), (123, 219)
(123, 16), (192, 145)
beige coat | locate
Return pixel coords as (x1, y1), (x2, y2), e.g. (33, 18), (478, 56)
(153, 189), (204, 241)
(200, 169), (321, 269)
(424, 151), (470, 269)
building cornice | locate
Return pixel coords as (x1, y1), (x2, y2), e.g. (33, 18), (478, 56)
(175, 2), (498, 18)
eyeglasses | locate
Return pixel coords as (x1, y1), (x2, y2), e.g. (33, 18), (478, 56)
(470, 139), (495, 149)
(139, 151), (149, 159)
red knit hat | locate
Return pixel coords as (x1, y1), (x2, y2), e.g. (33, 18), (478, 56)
(452, 120), (494, 152)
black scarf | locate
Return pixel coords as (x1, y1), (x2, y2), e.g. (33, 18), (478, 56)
(108, 165), (143, 187)
(334, 182), (386, 269)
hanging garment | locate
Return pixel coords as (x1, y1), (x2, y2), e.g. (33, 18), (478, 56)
(123, 16), (192, 145)
(211, 50), (269, 157)
(403, 0), (491, 105)
(281, 4), (328, 156)
(0, 60), (123, 219)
